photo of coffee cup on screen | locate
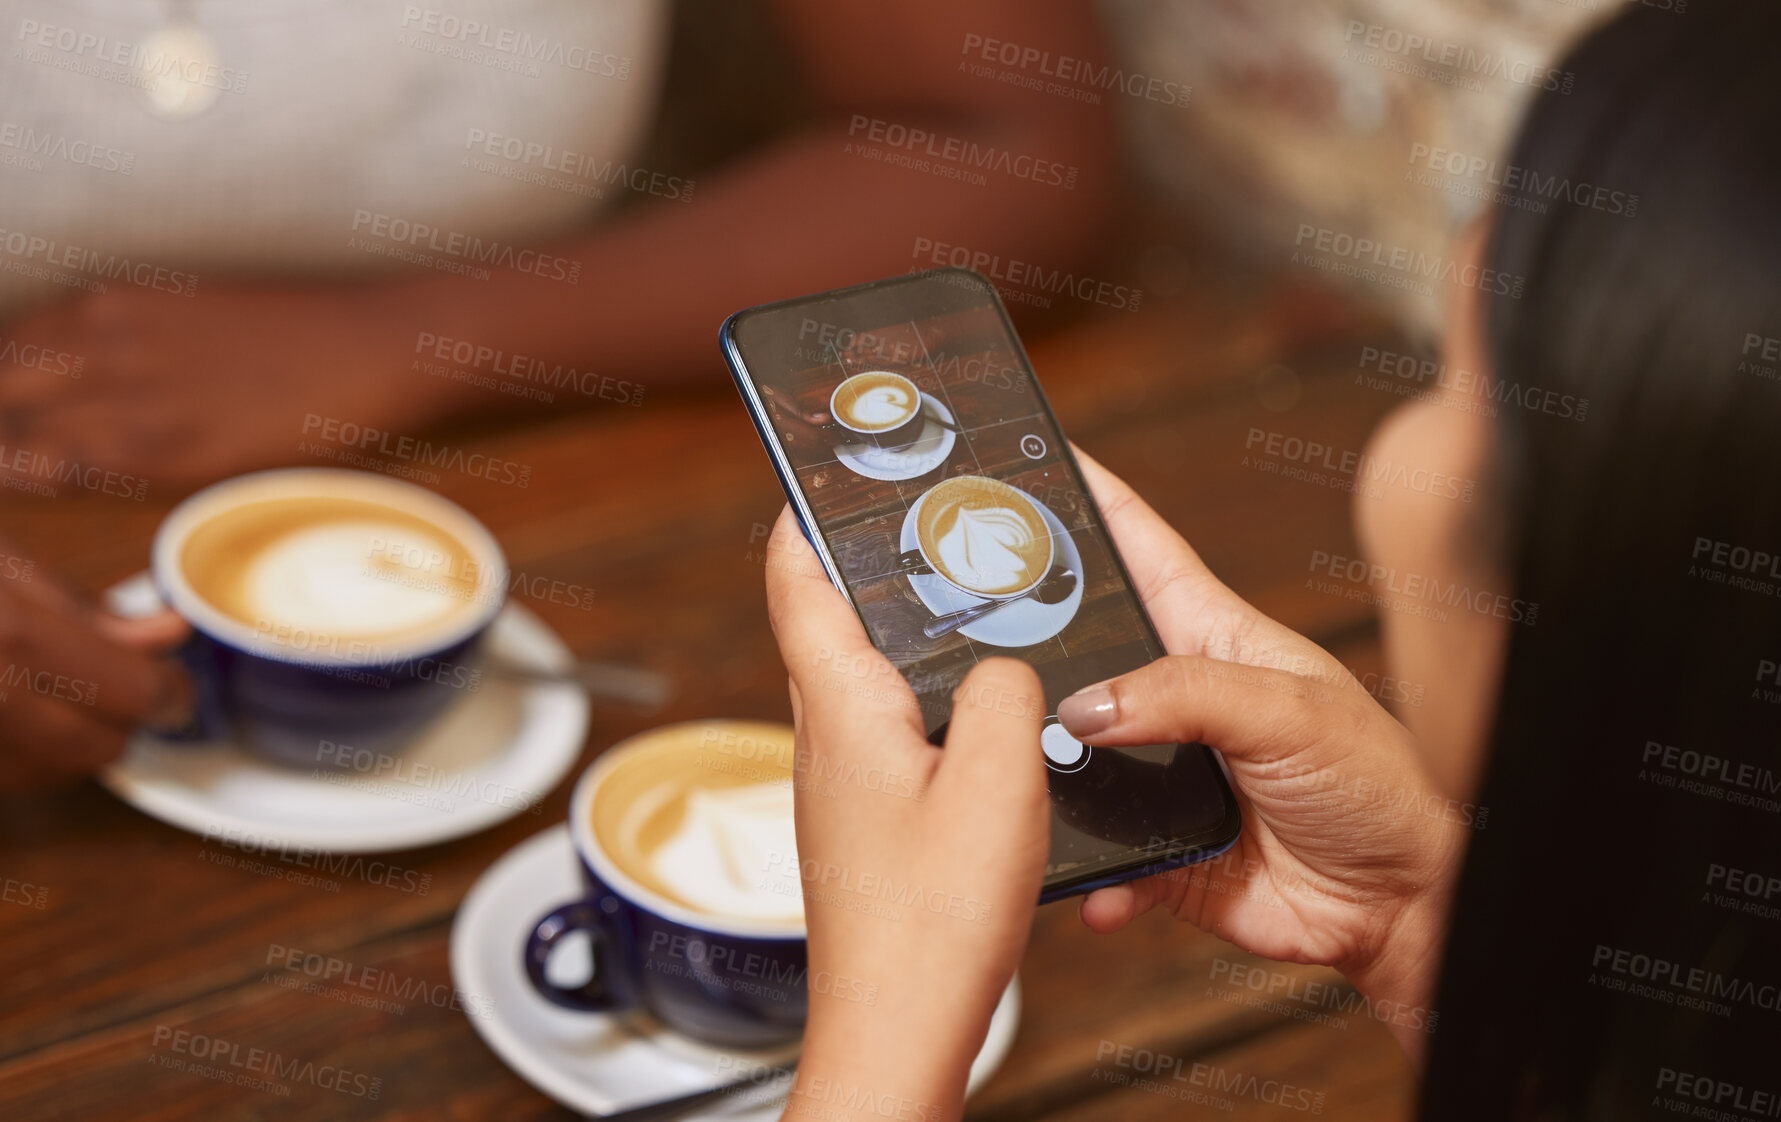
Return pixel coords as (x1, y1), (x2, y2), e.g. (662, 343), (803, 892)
(761, 363), (962, 484)
(730, 277), (1191, 769)
(829, 371), (925, 447)
(900, 474), (1082, 644)
(913, 475), (1053, 599)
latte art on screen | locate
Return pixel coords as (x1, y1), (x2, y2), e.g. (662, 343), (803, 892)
(916, 475), (1053, 597)
(832, 371), (921, 432)
(845, 384), (916, 429)
(935, 507), (1043, 595)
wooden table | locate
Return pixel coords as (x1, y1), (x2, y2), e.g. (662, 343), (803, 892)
(0, 268), (1422, 1120)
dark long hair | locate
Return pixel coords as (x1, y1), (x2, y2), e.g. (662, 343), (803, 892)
(1420, 3), (1781, 1118)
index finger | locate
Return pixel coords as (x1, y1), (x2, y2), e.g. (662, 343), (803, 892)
(1060, 653), (1357, 769)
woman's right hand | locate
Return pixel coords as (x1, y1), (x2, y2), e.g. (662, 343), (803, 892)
(0, 542), (190, 791)
(1060, 452), (1468, 1057)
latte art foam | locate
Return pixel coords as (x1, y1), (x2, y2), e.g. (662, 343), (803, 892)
(916, 475), (1053, 597)
(832, 371), (921, 432)
(630, 782), (802, 922)
(843, 384), (916, 429)
(246, 521), (468, 639)
(589, 722), (806, 926)
(935, 507), (1043, 595)
(177, 495), (488, 649)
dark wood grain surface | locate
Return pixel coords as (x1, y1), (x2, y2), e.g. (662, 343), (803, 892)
(0, 271), (1422, 1121)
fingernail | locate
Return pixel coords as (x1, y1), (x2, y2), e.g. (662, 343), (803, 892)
(1058, 684), (1116, 738)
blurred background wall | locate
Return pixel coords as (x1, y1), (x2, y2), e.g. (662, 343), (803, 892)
(1106, 0), (1606, 338)
(625, 0), (1611, 343)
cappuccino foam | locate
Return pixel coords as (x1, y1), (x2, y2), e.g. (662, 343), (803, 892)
(179, 497), (486, 647)
(592, 722), (804, 925)
(630, 782), (799, 922)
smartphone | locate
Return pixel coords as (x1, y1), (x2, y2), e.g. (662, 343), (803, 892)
(722, 268), (1241, 901)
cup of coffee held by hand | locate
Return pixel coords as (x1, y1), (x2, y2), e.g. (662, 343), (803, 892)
(829, 370), (928, 450)
(909, 475), (1055, 600)
(525, 721), (814, 1049)
(151, 468), (507, 766)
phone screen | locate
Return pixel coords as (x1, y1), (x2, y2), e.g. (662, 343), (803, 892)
(726, 269), (1238, 892)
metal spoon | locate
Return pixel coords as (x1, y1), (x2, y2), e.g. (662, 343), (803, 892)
(484, 658), (673, 710)
(923, 564), (1078, 639)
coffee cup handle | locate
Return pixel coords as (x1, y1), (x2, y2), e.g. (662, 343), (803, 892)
(525, 900), (620, 1012)
(126, 578), (228, 741)
(148, 631), (231, 741)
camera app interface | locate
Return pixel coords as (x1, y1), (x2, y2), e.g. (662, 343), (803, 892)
(733, 271), (1232, 882)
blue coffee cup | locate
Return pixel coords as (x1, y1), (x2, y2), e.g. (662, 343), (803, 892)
(150, 468), (507, 768)
(525, 721), (809, 1049)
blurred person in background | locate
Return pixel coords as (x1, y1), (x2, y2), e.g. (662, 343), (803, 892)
(0, 0), (1116, 787)
(764, 2), (1781, 1118)
(0, 0), (1115, 479)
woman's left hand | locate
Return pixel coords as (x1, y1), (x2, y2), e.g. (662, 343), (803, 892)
(763, 506), (1049, 1121)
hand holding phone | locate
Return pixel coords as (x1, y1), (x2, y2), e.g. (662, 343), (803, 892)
(761, 505), (1049, 1106)
(765, 439), (1465, 1064)
(723, 269), (1242, 899)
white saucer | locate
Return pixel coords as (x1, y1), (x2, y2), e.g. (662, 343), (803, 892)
(834, 394), (958, 482)
(451, 826), (1021, 1118)
(900, 500), (1084, 648)
(99, 572), (589, 854)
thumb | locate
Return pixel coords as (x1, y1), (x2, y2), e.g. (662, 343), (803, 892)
(1056, 654), (1348, 769)
(932, 658), (1048, 818)
(1079, 871), (1191, 935)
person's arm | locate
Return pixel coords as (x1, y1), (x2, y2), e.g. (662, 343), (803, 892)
(0, 2), (1118, 484)
(0, 1), (1111, 484)
(382, 0), (1121, 409)
(762, 506), (1051, 1121)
